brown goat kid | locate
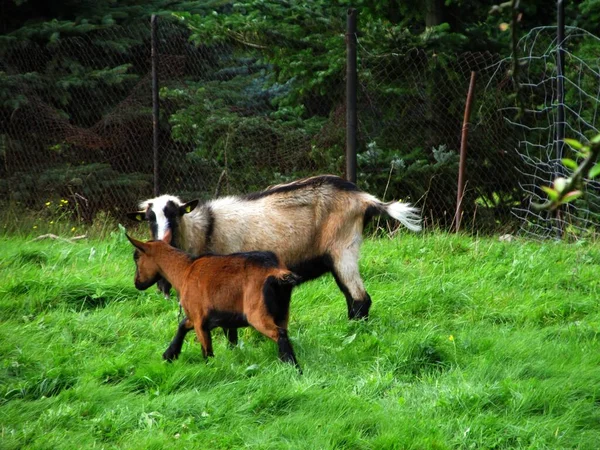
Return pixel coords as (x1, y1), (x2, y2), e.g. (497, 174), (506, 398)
(127, 231), (301, 370)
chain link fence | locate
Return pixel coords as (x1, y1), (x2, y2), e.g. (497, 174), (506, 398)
(356, 48), (522, 232)
(1, 15), (524, 232)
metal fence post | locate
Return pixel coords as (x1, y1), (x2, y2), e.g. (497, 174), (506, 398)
(455, 71), (477, 233)
(346, 8), (357, 185)
(151, 14), (160, 196)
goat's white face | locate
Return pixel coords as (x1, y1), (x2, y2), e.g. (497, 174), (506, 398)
(148, 196), (180, 241)
(127, 195), (199, 246)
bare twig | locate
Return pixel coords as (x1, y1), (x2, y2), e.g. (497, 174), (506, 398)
(29, 234), (88, 244)
(227, 31), (268, 49)
(376, 161), (395, 233)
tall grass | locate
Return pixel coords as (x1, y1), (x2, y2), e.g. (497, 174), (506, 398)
(1, 230), (599, 449)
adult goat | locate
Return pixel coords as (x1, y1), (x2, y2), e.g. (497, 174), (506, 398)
(128, 175), (421, 320)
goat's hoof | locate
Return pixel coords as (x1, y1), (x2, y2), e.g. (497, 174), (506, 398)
(348, 300), (371, 320)
(162, 349), (178, 362)
(348, 309), (369, 320)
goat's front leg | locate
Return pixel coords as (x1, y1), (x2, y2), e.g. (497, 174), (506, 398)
(163, 318), (193, 361)
(157, 277), (172, 299)
(223, 327), (238, 348)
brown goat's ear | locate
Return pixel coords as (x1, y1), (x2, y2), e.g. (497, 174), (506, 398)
(162, 229), (172, 245)
(126, 234), (148, 253)
(126, 211), (147, 222)
(179, 200), (199, 216)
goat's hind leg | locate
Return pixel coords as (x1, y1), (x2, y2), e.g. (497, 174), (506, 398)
(163, 318), (193, 361)
(331, 248), (372, 320)
(250, 315), (301, 372)
(276, 327), (300, 371)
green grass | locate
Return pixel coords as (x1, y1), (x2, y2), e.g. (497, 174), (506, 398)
(1, 230), (600, 449)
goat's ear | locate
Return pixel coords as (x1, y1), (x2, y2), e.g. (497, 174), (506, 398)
(179, 199), (199, 216)
(126, 234), (148, 253)
(126, 211), (147, 222)
(162, 229), (172, 245)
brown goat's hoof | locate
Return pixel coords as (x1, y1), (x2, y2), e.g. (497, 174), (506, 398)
(162, 349), (179, 362)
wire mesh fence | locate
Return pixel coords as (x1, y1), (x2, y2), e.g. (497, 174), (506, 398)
(356, 48), (522, 232)
(491, 26), (600, 239)
(0, 15), (562, 234)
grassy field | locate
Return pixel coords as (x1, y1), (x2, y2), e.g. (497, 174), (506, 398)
(1, 229), (599, 449)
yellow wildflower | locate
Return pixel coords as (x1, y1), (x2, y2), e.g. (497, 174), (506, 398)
(448, 335), (455, 342)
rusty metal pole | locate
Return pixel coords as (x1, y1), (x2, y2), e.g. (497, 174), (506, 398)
(455, 71), (477, 232)
(346, 8), (357, 184)
(151, 14), (160, 196)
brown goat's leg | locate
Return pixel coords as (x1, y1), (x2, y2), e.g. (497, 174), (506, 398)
(331, 249), (372, 320)
(276, 327), (301, 372)
(223, 327), (238, 347)
(195, 325), (214, 358)
(250, 316), (301, 372)
(163, 318), (193, 361)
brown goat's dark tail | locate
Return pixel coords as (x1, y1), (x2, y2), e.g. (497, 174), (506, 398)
(275, 271), (302, 286)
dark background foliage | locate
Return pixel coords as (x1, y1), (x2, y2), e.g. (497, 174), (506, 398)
(1, 0), (599, 231)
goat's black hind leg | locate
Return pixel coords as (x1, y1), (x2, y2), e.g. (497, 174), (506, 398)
(330, 251), (372, 320)
(223, 327), (238, 347)
(163, 318), (193, 361)
(277, 328), (301, 374)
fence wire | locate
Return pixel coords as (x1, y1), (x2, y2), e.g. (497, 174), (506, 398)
(357, 47), (522, 232)
(0, 16), (548, 234)
(487, 26), (600, 239)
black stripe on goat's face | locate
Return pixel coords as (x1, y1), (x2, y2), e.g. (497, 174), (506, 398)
(154, 200), (181, 243)
(244, 175), (359, 201)
(146, 198), (199, 245)
(146, 208), (158, 240)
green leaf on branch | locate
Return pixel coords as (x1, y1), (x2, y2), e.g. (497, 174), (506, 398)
(561, 158), (577, 170)
(561, 190), (583, 204)
(541, 186), (559, 201)
(591, 135), (600, 145)
(589, 163), (600, 179)
(564, 138), (583, 150)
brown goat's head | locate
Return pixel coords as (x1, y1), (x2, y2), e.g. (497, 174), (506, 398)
(126, 230), (172, 291)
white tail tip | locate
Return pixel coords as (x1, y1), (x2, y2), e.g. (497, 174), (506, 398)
(386, 202), (422, 232)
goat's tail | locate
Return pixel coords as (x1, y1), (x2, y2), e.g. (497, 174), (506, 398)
(274, 270), (302, 286)
(365, 194), (422, 232)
